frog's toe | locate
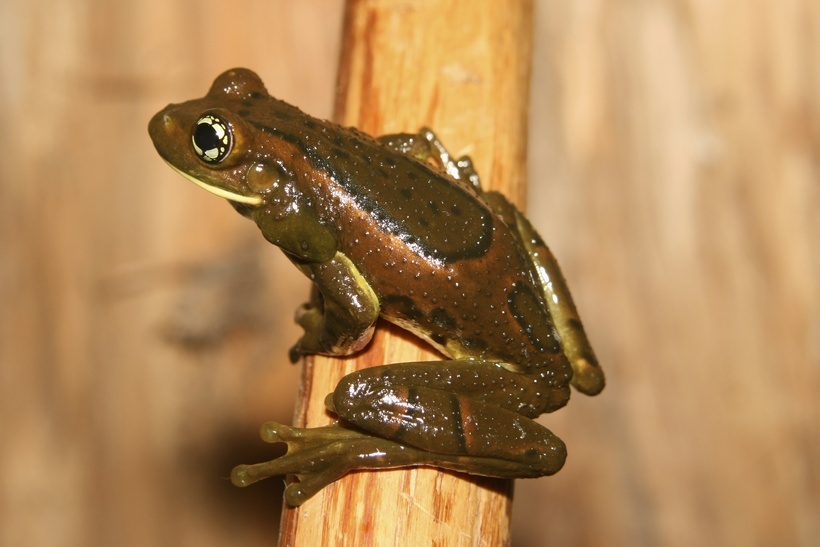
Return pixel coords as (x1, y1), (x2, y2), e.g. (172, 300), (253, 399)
(294, 303), (319, 327)
(283, 467), (349, 506)
(231, 440), (343, 492)
(258, 421), (288, 443)
(230, 462), (266, 488)
(289, 319), (325, 361)
(455, 155), (482, 190)
(288, 343), (303, 363)
(283, 482), (313, 507)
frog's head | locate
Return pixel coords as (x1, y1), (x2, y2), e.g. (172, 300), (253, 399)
(149, 68), (338, 261)
(148, 68), (276, 207)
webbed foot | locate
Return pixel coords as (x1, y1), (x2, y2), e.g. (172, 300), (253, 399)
(231, 422), (424, 506)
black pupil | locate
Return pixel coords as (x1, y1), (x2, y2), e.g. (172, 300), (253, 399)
(194, 122), (220, 152)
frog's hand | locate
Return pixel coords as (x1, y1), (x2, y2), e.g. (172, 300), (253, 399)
(288, 252), (380, 362)
(484, 192), (605, 395)
(377, 129), (482, 191)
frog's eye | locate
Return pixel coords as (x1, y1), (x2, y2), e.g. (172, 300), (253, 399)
(192, 114), (233, 163)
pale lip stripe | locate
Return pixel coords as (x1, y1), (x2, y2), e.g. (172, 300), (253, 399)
(165, 160), (263, 205)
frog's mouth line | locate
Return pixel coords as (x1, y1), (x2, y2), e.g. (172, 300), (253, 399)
(164, 160), (263, 206)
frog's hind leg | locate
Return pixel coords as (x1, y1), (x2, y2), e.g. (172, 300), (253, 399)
(377, 129), (482, 191)
(483, 192), (605, 395)
(328, 360), (569, 476)
(231, 359), (569, 506)
(231, 418), (553, 506)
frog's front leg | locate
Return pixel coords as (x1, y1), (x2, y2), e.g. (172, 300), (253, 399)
(378, 129), (481, 191)
(288, 252), (380, 362)
(232, 360), (569, 505)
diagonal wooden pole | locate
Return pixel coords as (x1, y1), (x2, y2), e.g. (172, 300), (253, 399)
(279, 0), (533, 544)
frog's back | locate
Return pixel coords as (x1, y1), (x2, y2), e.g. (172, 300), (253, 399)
(240, 98), (567, 372)
(245, 100), (494, 265)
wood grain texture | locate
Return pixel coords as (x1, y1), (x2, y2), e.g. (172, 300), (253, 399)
(0, 1), (817, 546)
(277, 1), (532, 545)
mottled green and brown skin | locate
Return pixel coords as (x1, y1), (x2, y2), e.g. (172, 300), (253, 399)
(149, 68), (604, 506)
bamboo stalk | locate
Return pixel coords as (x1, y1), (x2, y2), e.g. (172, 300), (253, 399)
(279, 0), (533, 544)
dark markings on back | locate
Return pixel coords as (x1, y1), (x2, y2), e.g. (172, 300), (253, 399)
(248, 114), (495, 264)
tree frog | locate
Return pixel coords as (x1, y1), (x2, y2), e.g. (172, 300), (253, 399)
(149, 68), (604, 506)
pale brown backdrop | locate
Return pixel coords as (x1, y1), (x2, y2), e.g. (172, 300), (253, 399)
(1, 1), (817, 546)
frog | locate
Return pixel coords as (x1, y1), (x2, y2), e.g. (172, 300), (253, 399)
(148, 68), (604, 506)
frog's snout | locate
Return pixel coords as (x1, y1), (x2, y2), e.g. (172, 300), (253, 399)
(148, 107), (263, 207)
(148, 109), (176, 148)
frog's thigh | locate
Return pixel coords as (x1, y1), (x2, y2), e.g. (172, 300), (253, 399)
(484, 191), (605, 395)
(329, 360), (567, 476)
(291, 253), (380, 360)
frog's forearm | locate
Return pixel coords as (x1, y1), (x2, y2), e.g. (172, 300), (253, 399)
(289, 252), (379, 359)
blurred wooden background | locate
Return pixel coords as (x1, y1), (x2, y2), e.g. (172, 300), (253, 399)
(1, 0), (817, 546)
